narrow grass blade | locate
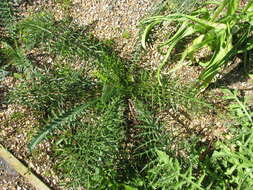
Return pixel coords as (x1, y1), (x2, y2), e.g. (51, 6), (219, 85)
(141, 21), (160, 49)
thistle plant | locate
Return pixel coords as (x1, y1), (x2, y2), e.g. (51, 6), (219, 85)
(52, 98), (126, 189)
(142, 0), (253, 90)
(0, 0), (16, 28)
(3, 2), (253, 190)
(2, 11), (130, 149)
(3, 11), (132, 189)
(146, 150), (205, 190)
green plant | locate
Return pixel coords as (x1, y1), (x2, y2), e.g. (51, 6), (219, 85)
(0, 0), (16, 28)
(2, 11), (129, 144)
(3, 12), (132, 188)
(8, 63), (96, 113)
(1, 42), (33, 73)
(134, 70), (209, 113)
(28, 101), (96, 151)
(4, 3), (253, 190)
(124, 99), (208, 189)
(3, 10), (213, 189)
(122, 30), (131, 39)
(55, 0), (72, 10)
(147, 150), (205, 190)
(0, 0), (20, 79)
(210, 89), (253, 189)
(223, 89), (252, 125)
(142, 0), (253, 90)
(52, 98), (126, 189)
(12, 12), (104, 59)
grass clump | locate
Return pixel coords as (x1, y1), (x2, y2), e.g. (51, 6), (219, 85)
(142, 0), (253, 90)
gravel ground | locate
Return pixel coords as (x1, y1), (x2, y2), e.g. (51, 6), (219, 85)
(0, 104), (61, 190)
(0, 157), (36, 190)
(69, 0), (160, 58)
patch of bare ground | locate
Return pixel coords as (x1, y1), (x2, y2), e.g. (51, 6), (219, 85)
(68, 0), (161, 58)
(0, 162), (36, 190)
(0, 104), (63, 190)
(156, 102), (232, 161)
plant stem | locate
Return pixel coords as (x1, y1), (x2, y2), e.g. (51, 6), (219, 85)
(211, 0), (228, 21)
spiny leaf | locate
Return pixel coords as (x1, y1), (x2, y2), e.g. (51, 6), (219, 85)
(29, 101), (96, 151)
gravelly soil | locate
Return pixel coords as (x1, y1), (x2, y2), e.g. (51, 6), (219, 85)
(69, 0), (160, 57)
(0, 156), (36, 190)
